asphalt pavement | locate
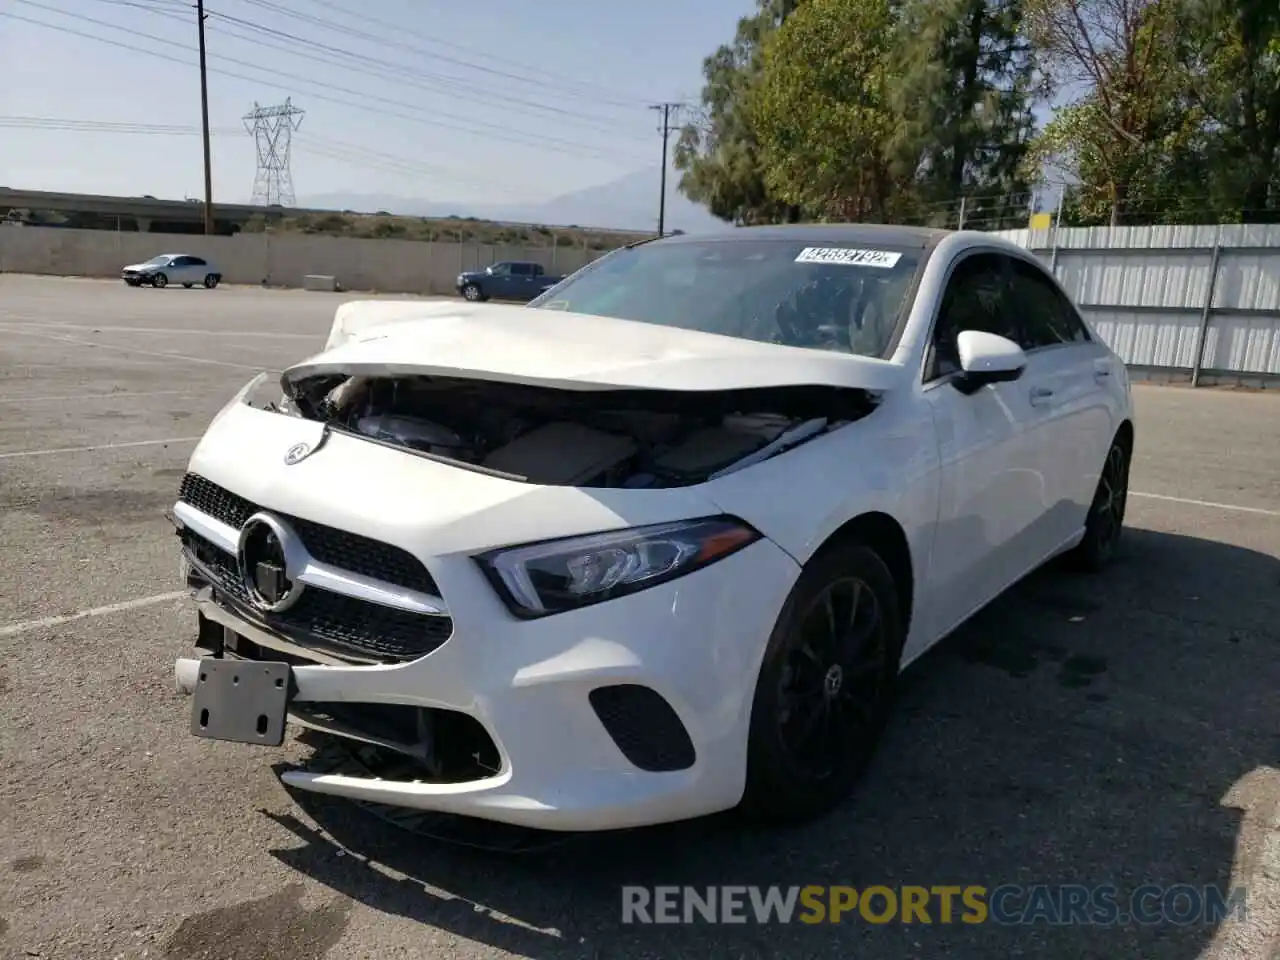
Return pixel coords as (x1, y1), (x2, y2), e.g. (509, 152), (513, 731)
(0, 274), (1277, 960)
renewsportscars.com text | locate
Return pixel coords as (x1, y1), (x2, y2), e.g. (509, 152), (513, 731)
(620, 884), (1247, 926)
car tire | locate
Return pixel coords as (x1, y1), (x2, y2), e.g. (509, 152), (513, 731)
(740, 540), (905, 824)
(461, 283), (484, 302)
(1067, 429), (1131, 573)
(152, 272), (168, 288)
(204, 274), (219, 289)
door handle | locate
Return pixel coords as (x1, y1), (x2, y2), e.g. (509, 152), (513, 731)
(1029, 386), (1054, 406)
(1094, 360), (1112, 382)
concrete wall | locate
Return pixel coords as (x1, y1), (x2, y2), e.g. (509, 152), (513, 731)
(994, 223), (1280, 381)
(0, 225), (607, 294)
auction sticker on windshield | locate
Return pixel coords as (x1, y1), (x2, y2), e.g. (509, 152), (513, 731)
(794, 247), (902, 268)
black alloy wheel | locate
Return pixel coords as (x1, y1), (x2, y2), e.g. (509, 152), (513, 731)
(742, 543), (904, 823)
(780, 577), (891, 780)
(1069, 433), (1131, 572)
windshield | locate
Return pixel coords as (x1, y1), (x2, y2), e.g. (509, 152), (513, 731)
(529, 238), (922, 358)
(145, 255), (171, 265)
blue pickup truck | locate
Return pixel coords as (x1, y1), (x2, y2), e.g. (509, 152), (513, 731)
(456, 260), (564, 302)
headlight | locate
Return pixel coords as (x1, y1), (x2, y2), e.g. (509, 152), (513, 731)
(474, 516), (761, 618)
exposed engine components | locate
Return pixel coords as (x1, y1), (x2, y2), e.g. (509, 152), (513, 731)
(286, 373), (878, 489)
(650, 425), (778, 483)
(354, 413), (470, 458)
(482, 422), (638, 485)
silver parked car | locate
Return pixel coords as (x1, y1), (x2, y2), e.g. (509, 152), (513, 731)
(122, 254), (222, 289)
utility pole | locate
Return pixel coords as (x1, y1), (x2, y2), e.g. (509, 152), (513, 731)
(196, 0), (214, 234)
(649, 102), (683, 238)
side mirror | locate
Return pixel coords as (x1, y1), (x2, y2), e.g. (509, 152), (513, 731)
(952, 330), (1026, 395)
(485, 266), (494, 275)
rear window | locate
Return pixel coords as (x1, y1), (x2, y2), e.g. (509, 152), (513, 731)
(529, 238), (922, 359)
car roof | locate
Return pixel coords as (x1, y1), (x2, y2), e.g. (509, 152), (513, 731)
(654, 222), (953, 251)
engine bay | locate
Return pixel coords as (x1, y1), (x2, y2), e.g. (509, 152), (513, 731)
(275, 374), (879, 488)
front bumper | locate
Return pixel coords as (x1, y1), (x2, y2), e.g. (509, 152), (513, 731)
(174, 536), (800, 831)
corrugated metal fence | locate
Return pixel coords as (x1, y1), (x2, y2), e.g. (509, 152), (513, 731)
(993, 224), (1280, 386)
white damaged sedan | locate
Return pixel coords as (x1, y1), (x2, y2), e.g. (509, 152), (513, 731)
(170, 224), (1134, 832)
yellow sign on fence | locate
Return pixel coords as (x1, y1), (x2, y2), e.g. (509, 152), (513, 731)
(1029, 212), (1053, 230)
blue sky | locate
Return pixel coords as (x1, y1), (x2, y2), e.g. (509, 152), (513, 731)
(1, 0), (754, 205)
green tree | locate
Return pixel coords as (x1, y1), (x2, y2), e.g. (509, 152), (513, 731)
(890, 0), (1042, 228)
(1023, 0), (1195, 225)
(1178, 0), (1280, 221)
(673, 0), (805, 225)
(750, 0), (906, 220)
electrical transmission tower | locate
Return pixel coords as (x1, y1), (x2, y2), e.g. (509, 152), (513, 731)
(243, 98), (304, 206)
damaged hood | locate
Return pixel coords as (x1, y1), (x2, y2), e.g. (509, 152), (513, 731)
(288, 302), (905, 394)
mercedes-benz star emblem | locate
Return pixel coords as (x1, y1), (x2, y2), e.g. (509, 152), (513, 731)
(284, 442), (311, 465)
(237, 512), (306, 612)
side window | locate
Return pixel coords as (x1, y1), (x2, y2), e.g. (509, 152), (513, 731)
(510, 263), (532, 277)
(188, 256), (206, 266)
(490, 263), (511, 276)
(928, 253), (1016, 379)
(1007, 258), (1090, 350)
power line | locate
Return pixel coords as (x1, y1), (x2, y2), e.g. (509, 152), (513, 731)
(0, 116), (235, 134)
(198, 7), (650, 141)
(82, 0), (649, 113)
(6, 2), (650, 165)
(0, 116), (534, 196)
(233, 0), (647, 110)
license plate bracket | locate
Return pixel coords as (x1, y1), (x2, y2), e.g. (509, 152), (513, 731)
(190, 658), (291, 747)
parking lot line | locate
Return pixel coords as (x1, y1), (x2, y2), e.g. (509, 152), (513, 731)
(1130, 491), (1280, 518)
(0, 320), (319, 340)
(0, 436), (201, 460)
(0, 326), (278, 371)
(0, 591), (187, 639)
(0, 389), (197, 404)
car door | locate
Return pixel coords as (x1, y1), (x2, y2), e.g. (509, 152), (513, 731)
(170, 256), (195, 283)
(1004, 256), (1115, 550)
(186, 256), (208, 283)
(919, 251), (1046, 639)
(511, 262), (538, 299)
(487, 262), (514, 298)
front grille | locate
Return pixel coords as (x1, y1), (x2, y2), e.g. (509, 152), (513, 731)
(178, 472), (438, 595)
(181, 529), (453, 664)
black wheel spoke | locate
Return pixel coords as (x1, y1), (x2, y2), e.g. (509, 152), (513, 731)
(797, 639), (824, 666)
(1088, 443), (1129, 552)
(776, 573), (892, 782)
(793, 699), (827, 742)
(822, 590), (838, 643)
(844, 647), (883, 686)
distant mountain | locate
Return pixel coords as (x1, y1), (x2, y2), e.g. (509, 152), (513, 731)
(301, 166), (726, 235)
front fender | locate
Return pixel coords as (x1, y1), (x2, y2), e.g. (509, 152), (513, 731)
(698, 393), (940, 589)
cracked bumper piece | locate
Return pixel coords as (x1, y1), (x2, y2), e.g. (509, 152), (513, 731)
(174, 537), (799, 832)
